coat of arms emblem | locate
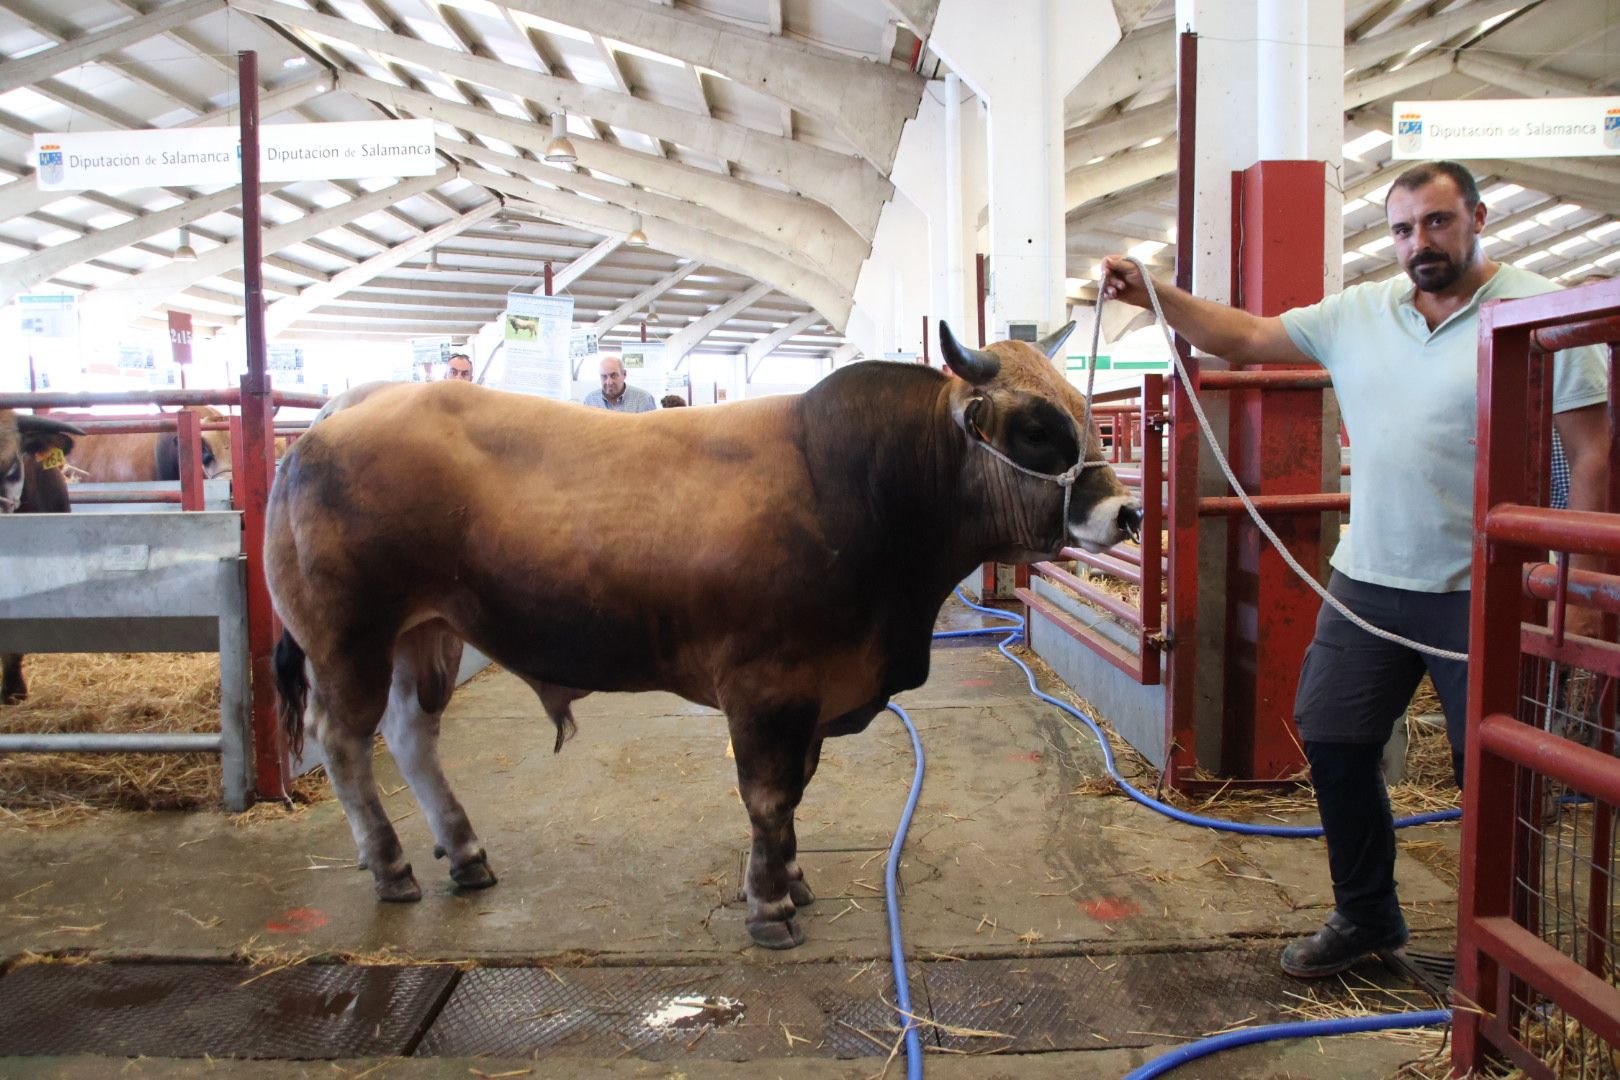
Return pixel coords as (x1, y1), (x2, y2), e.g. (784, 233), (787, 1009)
(37, 144), (63, 186)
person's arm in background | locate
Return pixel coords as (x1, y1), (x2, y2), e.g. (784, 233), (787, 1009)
(1556, 403), (1611, 640)
(1100, 255), (1317, 367)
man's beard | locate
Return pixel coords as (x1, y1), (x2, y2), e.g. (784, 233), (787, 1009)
(1405, 246), (1467, 293)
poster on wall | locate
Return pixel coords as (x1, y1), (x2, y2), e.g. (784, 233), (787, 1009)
(268, 343), (305, 385)
(408, 336), (452, 382)
(498, 293), (574, 400)
(17, 293), (75, 338)
(617, 342), (665, 400)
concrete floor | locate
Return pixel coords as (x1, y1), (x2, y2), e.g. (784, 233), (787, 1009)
(0, 602), (1460, 1078)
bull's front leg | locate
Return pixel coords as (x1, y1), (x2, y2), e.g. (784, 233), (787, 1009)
(1, 653), (25, 705)
(729, 704), (817, 950)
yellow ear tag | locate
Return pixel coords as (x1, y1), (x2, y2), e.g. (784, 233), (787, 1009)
(36, 448), (66, 471)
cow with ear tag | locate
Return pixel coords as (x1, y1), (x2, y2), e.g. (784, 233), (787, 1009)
(1, 411), (86, 704)
(264, 323), (1139, 949)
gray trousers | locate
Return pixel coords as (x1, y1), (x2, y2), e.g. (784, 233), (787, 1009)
(1292, 571), (1469, 932)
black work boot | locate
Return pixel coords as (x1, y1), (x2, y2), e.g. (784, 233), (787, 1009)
(1280, 911), (1409, 978)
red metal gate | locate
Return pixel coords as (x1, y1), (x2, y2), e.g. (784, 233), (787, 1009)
(1458, 277), (1620, 1076)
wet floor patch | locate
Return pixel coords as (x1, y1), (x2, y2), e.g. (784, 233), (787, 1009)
(0, 948), (1434, 1062)
(0, 961), (456, 1059)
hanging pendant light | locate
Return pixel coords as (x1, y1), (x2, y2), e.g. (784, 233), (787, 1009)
(626, 213), (649, 247)
(646, 300), (660, 324)
(544, 112), (577, 163)
(175, 226), (198, 262)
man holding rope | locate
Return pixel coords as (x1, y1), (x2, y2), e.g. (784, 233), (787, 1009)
(1101, 160), (1610, 978)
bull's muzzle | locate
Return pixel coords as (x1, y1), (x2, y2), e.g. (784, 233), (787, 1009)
(1118, 502), (1144, 543)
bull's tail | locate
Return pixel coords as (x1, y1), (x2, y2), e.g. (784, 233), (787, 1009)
(272, 629), (310, 758)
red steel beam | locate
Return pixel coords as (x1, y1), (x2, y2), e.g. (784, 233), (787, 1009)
(1480, 713), (1620, 809)
(69, 490), (184, 504)
(1523, 562), (1620, 616)
(1071, 548), (1142, 586)
(1200, 492), (1349, 514)
(1018, 587), (1145, 682)
(176, 408), (205, 512)
(1197, 369), (1333, 390)
(1030, 562), (1144, 629)
(1485, 504), (1620, 558)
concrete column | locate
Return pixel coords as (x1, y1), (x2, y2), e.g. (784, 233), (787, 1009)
(1176, 0), (1344, 301)
(1173, 0), (1345, 778)
(932, 0), (1120, 337)
(943, 72), (966, 340)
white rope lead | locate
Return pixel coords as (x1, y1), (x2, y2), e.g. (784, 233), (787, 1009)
(1104, 257), (1469, 663)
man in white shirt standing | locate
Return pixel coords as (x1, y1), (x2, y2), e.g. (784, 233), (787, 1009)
(584, 355), (657, 413)
(1101, 161), (1610, 979)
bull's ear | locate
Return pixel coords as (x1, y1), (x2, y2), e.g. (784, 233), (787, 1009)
(16, 415), (83, 454)
(939, 321), (1000, 384)
(1034, 320), (1077, 360)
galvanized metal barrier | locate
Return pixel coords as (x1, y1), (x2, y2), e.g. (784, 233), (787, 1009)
(1457, 277), (1620, 1076)
(0, 512), (253, 810)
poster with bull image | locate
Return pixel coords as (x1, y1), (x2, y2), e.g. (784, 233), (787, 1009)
(497, 293), (573, 401)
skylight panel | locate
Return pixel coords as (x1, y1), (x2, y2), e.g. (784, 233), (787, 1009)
(608, 39), (683, 66)
(1514, 251), (1551, 268)
(1342, 130), (1391, 161)
(511, 12), (594, 44)
(1496, 220), (1539, 241)
(1536, 203), (1582, 225)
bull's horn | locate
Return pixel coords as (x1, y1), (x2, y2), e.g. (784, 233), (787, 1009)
(17, 414), (85, 438)
(939, 321), (1000, 384)
(1035, 320), (1077, 360)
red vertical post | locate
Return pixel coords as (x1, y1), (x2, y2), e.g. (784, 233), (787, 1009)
(1218, 159), (1325, 779)
(921, 316), (930, 365)
(544, 261), (554, 296)
(1140, 374), (1164, 685)
(175, 409), (205, 512)
(236, 50), (288, 802)
(1454, 305), (1533, 1072)
(975, 254), (988, 347)
(1165, 30), (1202, 786)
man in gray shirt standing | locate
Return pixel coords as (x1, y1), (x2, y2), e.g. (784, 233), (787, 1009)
(584, 355), (657, 412)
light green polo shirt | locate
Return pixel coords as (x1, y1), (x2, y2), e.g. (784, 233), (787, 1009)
(1280, 265), (1608, 593)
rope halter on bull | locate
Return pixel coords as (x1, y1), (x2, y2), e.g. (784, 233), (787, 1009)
(938, 322), (1134, 550)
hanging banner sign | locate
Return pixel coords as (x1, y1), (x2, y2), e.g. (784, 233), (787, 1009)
(498, 294), (574, 401)
(33, 119), (438, 191)
(1392, 97), (1620, 160)
(167, 310), (193, 366)
(16, 293), (75, 337)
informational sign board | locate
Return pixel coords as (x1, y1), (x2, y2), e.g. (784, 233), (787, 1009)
(409, 336), (453, 382)
(569, 329), (598, 378)
(1392, 97), (1620, 159)
(499, 294), (574, 400)
(618, 342), (665, 399)
(168, 311), (193, 366)
(267, 343), (304, 385)
(34, 119), (438, 190)
(17, 293), (74, 337)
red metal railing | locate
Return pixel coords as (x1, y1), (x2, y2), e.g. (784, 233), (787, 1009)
(1019, 375), (1166, 684)
(3, 384), (325, 802)
(1457, 277), (1620, 1076)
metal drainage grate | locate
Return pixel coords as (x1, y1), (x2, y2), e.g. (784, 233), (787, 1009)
(0, 962), (457, 1059)
(415, 962), (907, 1060)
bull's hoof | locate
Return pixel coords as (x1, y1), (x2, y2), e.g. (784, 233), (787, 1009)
(376, 867), (422, 903)
(788, 879), (816, 907)
(747, 917), (806, 950)
(450, 850), (498, 891)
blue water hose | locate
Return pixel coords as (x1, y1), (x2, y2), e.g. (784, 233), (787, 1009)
(876, 591), (1461, 1078)
(1120, 1009), (1454, 1080)
(883, 701), (926, 1080)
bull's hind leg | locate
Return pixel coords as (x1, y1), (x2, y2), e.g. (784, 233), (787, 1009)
(729, 703), (817, 949)
(1, 653), (25, 704)
(783, 738), (825, 909)
(313, 664), (421, 902)
(381, 622), (496, 891)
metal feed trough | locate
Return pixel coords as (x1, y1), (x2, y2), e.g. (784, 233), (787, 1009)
(0, 512), (253, 810)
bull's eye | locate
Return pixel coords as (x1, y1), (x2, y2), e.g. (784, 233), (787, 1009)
(202, 448), (215, 465)
(4, 462), (19, 484)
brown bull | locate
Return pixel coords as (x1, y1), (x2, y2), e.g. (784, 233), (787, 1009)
(68, 404), (231, 482)
(1, 410), (85, 703)
(266, 323), (1140, 949)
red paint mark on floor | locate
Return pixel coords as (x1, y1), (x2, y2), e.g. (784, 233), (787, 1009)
(266, 907), (329, 934)
(1009, 751), (1042, 763)
(960, 678), (992, 687)
(1081, 897), (1141, 922)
